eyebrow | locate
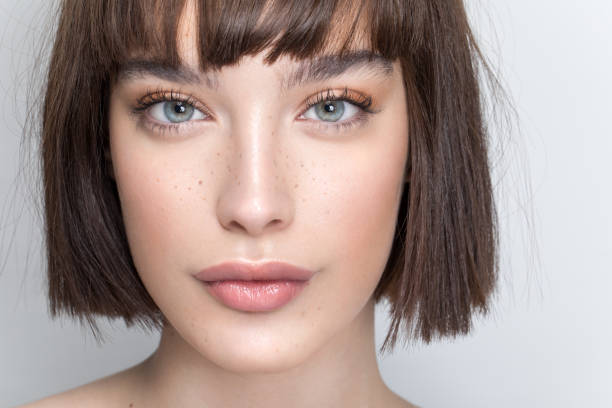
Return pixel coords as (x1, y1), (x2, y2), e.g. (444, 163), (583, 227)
(115, 51), (393, 90)
(282, 51), (394, 90)
(116, 60), (218, 89)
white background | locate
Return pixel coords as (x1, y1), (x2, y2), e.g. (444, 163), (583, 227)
(1, 1), (610, 407)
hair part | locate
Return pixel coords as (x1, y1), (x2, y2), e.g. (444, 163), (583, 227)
(42, 0), (499, 352)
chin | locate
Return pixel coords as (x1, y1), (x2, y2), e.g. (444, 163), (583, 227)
(176, 318), (318, 374)
(202, 340), (314, 374)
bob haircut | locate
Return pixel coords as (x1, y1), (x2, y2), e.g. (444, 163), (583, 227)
(42, 0), (499, 352)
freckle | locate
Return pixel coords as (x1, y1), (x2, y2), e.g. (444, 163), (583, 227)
(210, 170), (214, 175)
(198, 180), (203, 185)
(174, 185), (177, 189)
(237, 181), (241, 185)
(300, 310), (305, 317)
(294, 184), (298, 188)
(275, 347), (279, 353)
(156, 178), (160, 183)
(317, 306), (321, 311)
(188, 187), (192, 191)
(300, 162), (304, 168)
(216, 152), (220, 157)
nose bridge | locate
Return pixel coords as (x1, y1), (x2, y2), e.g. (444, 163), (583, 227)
(216, 100), (293, 237)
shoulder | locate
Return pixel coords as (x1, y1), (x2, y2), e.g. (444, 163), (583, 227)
(15, 363), (145, 408)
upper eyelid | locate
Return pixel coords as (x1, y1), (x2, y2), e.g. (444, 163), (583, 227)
(133, 87), (375, 123)
(298, 88), (376, 119)
(134, 89), (212, 118)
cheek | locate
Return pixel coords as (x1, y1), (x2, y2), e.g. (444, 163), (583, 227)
(308, 127), (408, 294)
(108, 116), (211, 283)
(331, 159), (404, 281)
(114, 168), (182, 262)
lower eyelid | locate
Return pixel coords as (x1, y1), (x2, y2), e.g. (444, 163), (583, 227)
(301, 110), (371, 133)
(134, 112), (201, 136)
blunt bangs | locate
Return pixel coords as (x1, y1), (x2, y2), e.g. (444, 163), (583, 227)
(88, 0), (411, 75)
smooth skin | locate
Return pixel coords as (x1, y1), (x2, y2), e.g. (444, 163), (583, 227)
(21, 2), (417, 407)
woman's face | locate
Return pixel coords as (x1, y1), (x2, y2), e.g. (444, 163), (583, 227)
(108, 7), (409, 372)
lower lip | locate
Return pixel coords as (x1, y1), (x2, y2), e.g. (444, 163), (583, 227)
(204, 280), (308, 312)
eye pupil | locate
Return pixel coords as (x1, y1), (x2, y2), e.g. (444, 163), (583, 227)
(315, 100), (344, 122)
(164, 101), (194, 123)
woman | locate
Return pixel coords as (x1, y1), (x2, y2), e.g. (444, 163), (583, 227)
(22, 0), (498, 406)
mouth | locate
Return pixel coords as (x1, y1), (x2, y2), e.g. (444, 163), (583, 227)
(194, 261), (315, 312)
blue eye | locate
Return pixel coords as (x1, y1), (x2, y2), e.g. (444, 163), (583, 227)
(303, 100), (359, 122)
(316, 101), (344, 121)
(149, 101), (207, 123)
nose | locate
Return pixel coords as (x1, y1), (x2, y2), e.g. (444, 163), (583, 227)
(216, 122), (294, 238)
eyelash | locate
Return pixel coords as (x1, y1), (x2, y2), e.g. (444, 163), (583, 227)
(300, 87), (375, 132)
(130, 87), (376, 136)
(131, 88), (210, 135)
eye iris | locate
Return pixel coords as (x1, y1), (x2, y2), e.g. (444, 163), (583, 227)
(315, 100), (344, 122)
(164, 101), (194, 123)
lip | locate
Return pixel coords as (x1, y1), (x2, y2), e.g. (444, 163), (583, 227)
(194, 261), (315, 282)
(194, 261), (315, 312)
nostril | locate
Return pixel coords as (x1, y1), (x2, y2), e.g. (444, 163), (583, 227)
(228, 220), (246, 232)
(267, 219), (284, 230)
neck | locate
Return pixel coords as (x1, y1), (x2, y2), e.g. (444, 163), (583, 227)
(138, 299), (389, 407)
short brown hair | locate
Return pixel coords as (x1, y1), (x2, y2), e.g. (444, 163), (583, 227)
(42, 0), (499, 352)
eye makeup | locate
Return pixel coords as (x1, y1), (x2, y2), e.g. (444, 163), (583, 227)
(128, 86), (379, 137)
(129, 88), (212, 136)
(297, 87), (377, 134)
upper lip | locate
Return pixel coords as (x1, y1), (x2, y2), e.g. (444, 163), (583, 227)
(194, 261), (315, 282)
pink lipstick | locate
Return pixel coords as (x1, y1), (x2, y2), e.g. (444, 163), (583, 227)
(194, 261), (314, 312)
